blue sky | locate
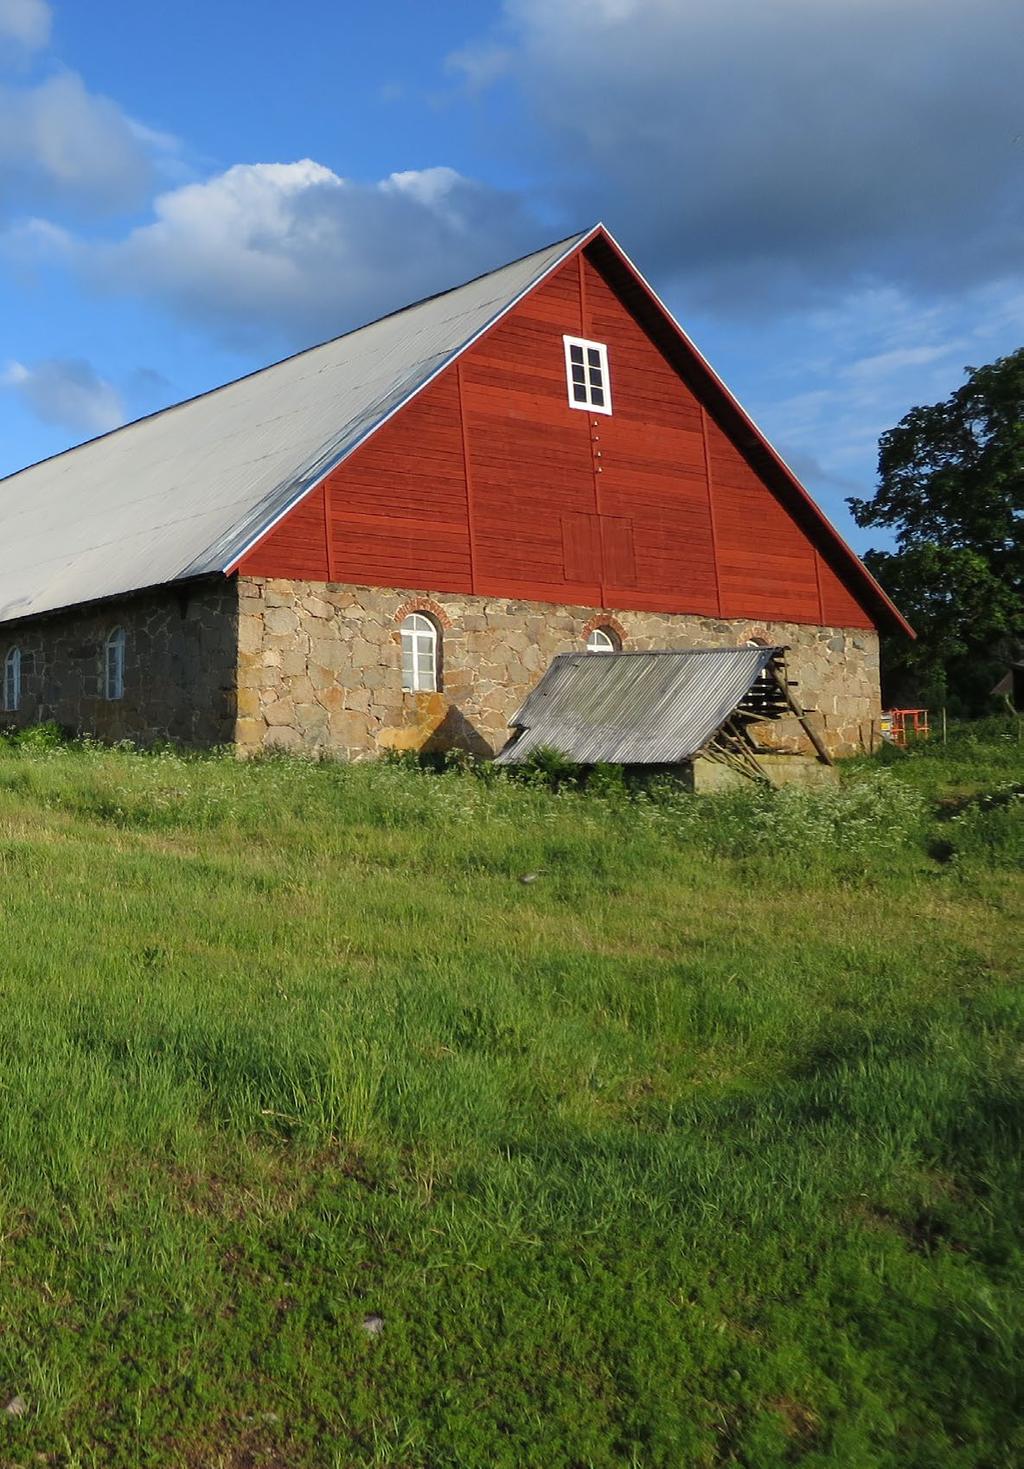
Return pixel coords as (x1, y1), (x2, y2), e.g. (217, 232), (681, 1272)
(1, 0), (1021, 550)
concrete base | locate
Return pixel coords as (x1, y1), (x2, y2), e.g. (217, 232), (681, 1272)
(691, 752), (839, 793)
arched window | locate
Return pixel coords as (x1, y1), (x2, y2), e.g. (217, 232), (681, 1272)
(586, 625), (620, 654)
(3, 646), (21, 712)
(400, 613), (440, 692)
(104, 626), (126, 701)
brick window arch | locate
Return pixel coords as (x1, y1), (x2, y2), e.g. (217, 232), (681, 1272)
(581, 613), (626, 649)
(586, 625), (620, 653)
(394, 597), (452, 630)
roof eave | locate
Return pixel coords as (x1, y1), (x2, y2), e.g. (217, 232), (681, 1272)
(0, 570), (223, 631)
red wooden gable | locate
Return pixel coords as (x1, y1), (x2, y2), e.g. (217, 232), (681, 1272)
(241, 232), (907, 634)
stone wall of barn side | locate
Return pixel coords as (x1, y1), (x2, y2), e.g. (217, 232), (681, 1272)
(0, 581), (238, 745)
(235, 576), (882, 761)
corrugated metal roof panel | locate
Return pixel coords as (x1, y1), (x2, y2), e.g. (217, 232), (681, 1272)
(494, 647), (781, 765)
(0, 231), (591, 625)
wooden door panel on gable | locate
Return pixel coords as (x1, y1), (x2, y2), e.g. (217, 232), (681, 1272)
(600, 516), (636, 588)
(561, 513), (603, 585)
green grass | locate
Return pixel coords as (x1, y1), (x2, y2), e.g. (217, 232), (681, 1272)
(0, 726), (1020, 1467)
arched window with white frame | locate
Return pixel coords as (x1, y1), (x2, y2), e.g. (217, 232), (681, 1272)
(586, 625), (620, 654)
(3, 646), (21, 712)
(104, 626), (126, 701)
(400, 612), (440, 692)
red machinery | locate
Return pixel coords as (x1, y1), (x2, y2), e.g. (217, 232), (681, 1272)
(885, 708), (930, 745)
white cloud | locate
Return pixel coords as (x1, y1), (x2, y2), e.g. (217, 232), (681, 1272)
(2, 356), (125, 434)
(457, 0), (1024, 306)
(85, 158), (544, 343)
(446, 42), (513, 92)
(0, 71), (164, 214)
(743, 276), (1024, 508)
(0, 0), (50, 53)
(0, 211), (72, 260)
(842, 343), (965, 381)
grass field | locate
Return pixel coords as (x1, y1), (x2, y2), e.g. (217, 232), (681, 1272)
(0, 723), (1020, 1467)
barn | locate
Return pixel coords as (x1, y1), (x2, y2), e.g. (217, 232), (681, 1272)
(0, 225), (910, 765)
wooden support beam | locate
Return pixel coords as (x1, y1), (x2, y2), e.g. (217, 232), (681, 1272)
(767, 664), (834, 766)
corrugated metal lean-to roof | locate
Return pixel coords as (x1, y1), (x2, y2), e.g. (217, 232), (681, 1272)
(494, 647), (782, 766)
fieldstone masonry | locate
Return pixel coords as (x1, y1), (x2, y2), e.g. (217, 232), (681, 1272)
(0, 582), (237, 745)
(235, 576), (881, 761)
(1, 574), (881, 760)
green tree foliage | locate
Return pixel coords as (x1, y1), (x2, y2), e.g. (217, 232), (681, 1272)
(849, 348), (1023, 712)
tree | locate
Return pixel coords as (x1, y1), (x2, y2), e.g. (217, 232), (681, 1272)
(848, 348), (1024, 713)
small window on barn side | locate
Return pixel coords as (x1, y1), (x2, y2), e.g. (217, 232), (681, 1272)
(586, 626), (620, 653)
(4, 646), (21, 712)
(400, 612), (440, 693)
(104, 626), (126, 701)
(563, 336), (612, 415)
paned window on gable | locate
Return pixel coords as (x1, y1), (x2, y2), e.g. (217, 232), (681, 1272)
(563, 336), (612, 415)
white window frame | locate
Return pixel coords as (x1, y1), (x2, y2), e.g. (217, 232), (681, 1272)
(400, 613), (439, 693)
(586, 626), (619, 654)
(3, 646), (21, 712)
(104, 627), (126, 701)
(563, 335), (612, 416)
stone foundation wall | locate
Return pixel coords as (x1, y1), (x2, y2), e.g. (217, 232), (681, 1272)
(1, 574), (882, 759)
(0, 581), (238, 745)
(236, 577), (881, 761)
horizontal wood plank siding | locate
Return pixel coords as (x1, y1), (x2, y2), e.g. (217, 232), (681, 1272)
(241, 483), (329, 580)
(582, 256), (720, 613)
(325, 371), (473, 594)
(240, 245), (879, 631)
(705, 419), (823, 623)
(816, 552), (875, 629)
(463, 267), (592, 590)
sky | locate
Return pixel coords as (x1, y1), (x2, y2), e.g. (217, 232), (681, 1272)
(0, 0), (1021, 551)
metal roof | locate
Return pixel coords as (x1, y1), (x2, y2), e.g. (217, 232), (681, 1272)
(494, 647), (781, 765)
(0, 230), (591, 625)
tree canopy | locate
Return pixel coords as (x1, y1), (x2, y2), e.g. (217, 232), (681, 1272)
(849, 348), (1023, 712)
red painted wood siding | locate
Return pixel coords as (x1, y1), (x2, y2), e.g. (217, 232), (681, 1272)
(325, 369), (472, 594)
(581, 255), (718, 614)
(705, 419), (823, 624)
(817, 551), (873, 628)
(242, 482), (329, 580)
(241, 247), (877, 630)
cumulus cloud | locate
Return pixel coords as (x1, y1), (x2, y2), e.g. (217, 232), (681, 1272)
(732, 273), (1024, 531)
(456, 0), (1024, 307)
(0, 71), (167, 216)
(2, 356), (125, 434)
(85, 158), (545, 343)
(0, 0), (50, 53)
